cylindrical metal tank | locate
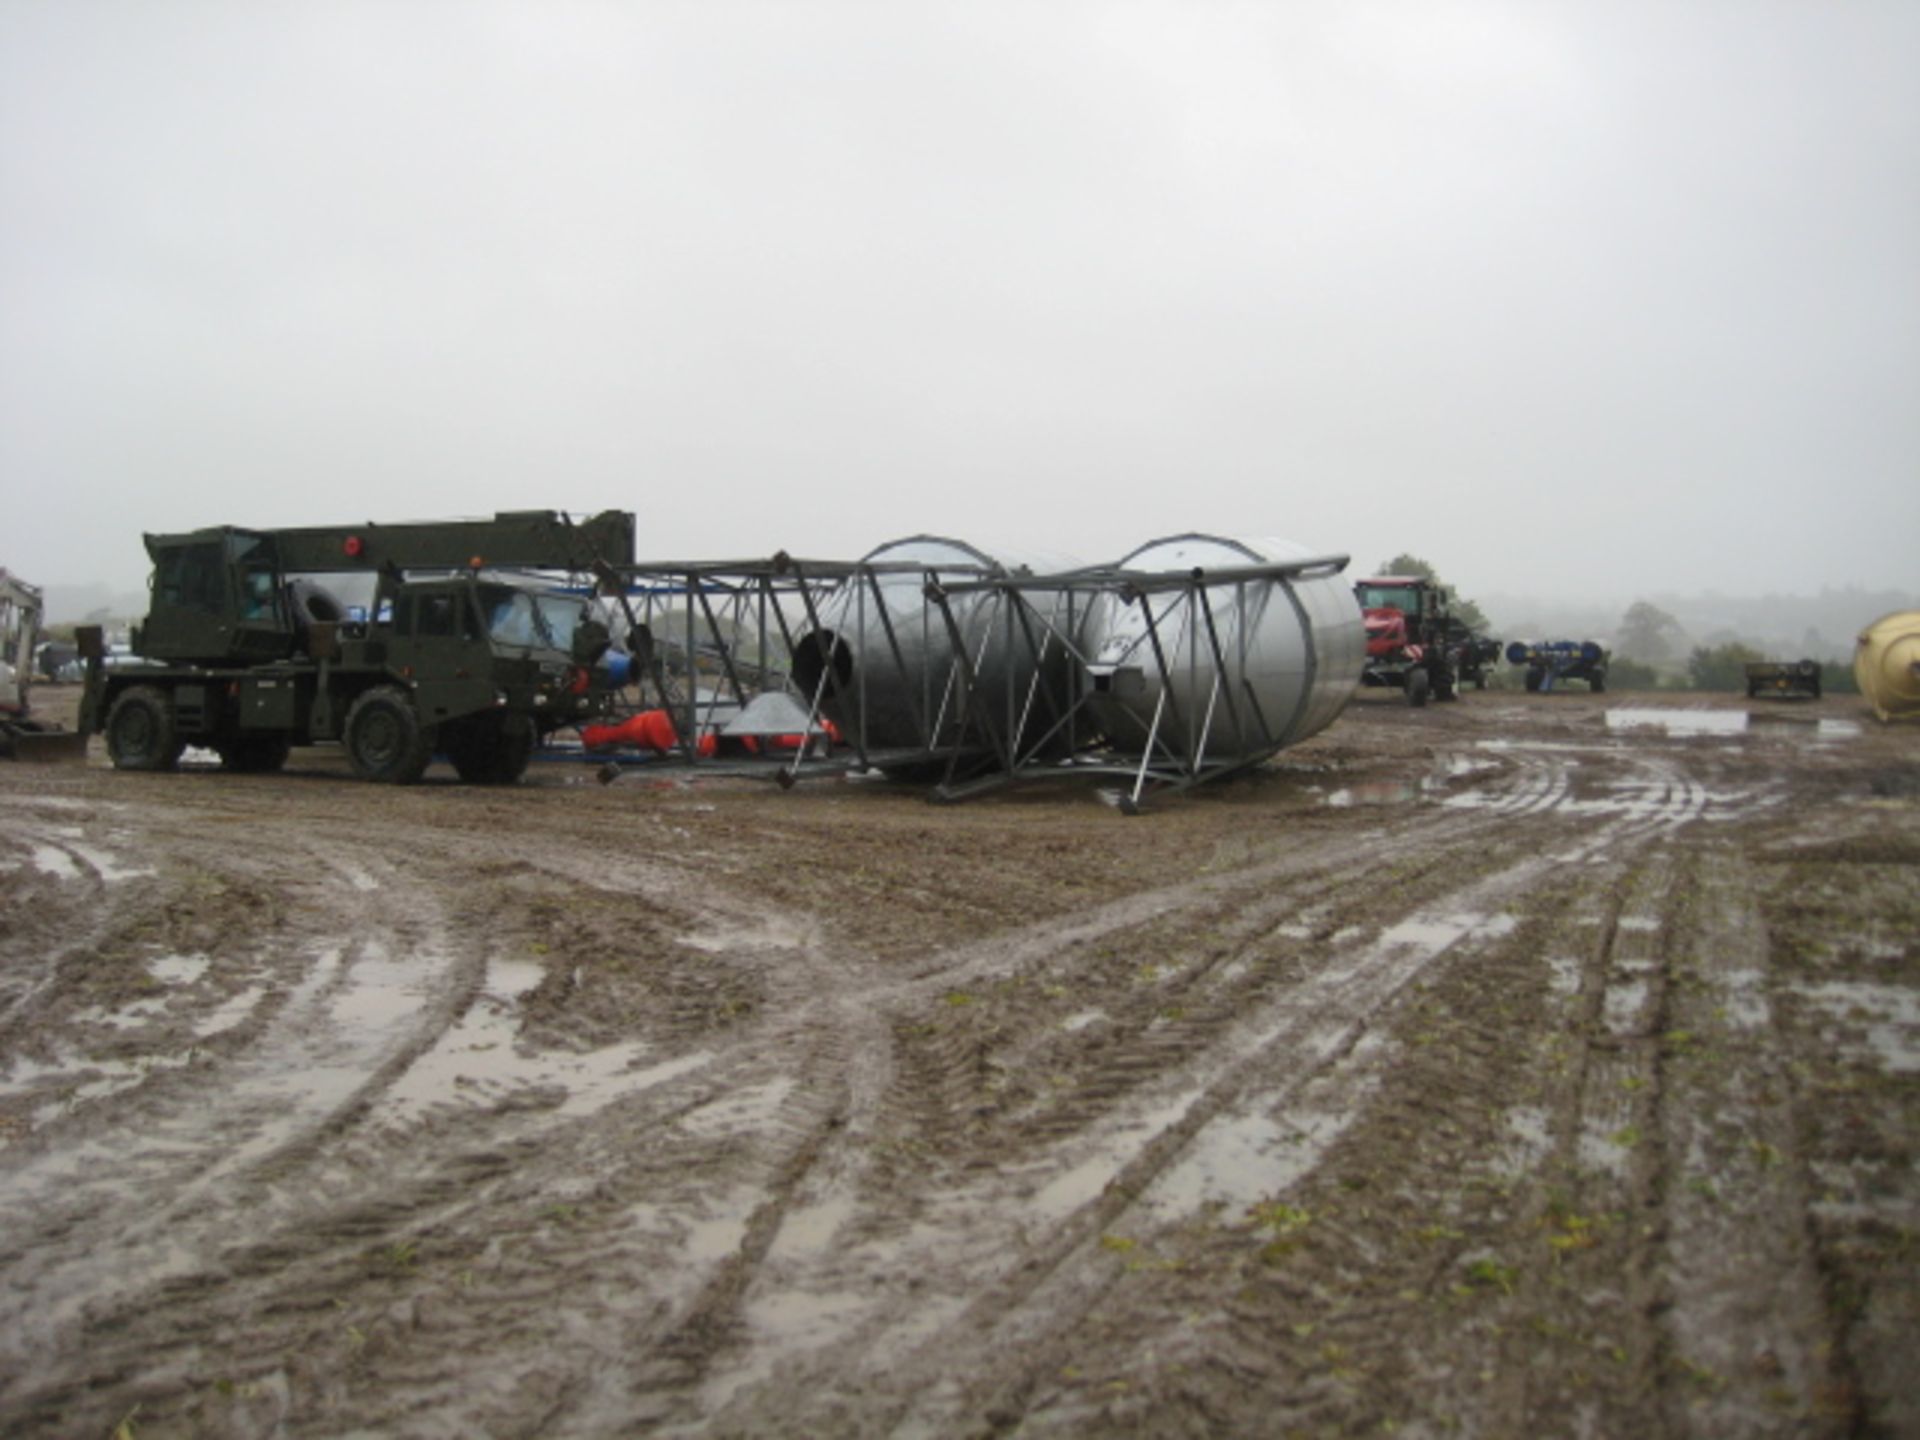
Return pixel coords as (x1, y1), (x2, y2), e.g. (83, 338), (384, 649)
(790, 536), (1083, 762)
(1854, 610), (1920, 721)
(1079, 534), (1363, 761)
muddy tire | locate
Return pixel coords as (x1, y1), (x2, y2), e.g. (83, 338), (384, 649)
(1407, 668), (1431, 708)
(1525, 667), (1544, 693)
(446, 712), (534, 785)
(218, 735), (292, 773)
(1589, 672), (1606, 694)
(345, 686), (433, 784)
(106, 685), (185, 771)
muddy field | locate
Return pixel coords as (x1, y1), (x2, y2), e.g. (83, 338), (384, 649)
(1, 684), (1916, 1438)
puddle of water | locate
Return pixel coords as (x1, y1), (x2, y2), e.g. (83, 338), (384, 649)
(683, 918), (810, 954)
(195, 986), (265, 1037)
(28, 845), (79, 880)
(1546, 954), (1582, 997)
(1816, 719), (1862, 740)
(327, 959), (429, 1030)
(1137, 1107), (1357, 1226)
(1272, 922), (1314, 941)
(1324, 780), (1418, 808)
(1378, 912), (1518, 952)
(680, 1186), (761, 1263)
(67, 841), (154, 883)
(149, 953), (210, 986)
(1602, 979), (1649, 1033)
(1606, 708), (1749, 737)
(1060, 1010), (1105, 1033)
(374, 953), (713, 1122)
(1616, 915), (1660, 934)
(770, 1193), (857, 1259)
(1029, 1091), (1200, 1223)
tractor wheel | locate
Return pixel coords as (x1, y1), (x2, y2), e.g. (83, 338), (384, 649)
(1525, 667), (1544, 693)
(1589, 672), (1606, 695)
(345, 686), (434, 784)
(106, 685), (185, 771)
(1435, 666), (1459, 702)
(218, 735), (292, 773)
(1407, 668), (1432, 708)
(447, 713), (535, 785)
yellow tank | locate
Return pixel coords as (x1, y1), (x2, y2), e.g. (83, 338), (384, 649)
(1854, 610), (1920, 721)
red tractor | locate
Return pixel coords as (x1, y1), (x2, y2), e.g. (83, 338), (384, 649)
(1354, 575), (1460, 707)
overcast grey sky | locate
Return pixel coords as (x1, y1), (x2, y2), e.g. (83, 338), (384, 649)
(3, 1), (1915, 603)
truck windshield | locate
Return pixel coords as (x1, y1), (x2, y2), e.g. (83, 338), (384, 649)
(480, 585), (584, 651)
(1357, 585), (1418, 611)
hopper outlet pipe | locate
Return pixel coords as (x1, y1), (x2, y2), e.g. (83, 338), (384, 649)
(789, 536), (1084, 765)
(1855, 610), (1920, 721)
(1079, 534), (1364, 762)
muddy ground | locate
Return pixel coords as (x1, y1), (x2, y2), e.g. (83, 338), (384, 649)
(1, 684), (1915, 1438)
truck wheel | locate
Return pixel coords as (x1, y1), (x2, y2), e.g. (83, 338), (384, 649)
(106, 685), (185, 771)
(219, 736), (292, 773)
(1407, 668), (1431, 708)
(345, 686), (434, 783)
(1525, 667), (1544, 693)
(448, 713), (534, 784)
(1589, 672), (1606, 694)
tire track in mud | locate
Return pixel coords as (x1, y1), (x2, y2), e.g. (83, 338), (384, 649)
(0, 797), (154, 1037)
(0, 720), (1822, 1438)
(636, 742), (1741, 1435)
(1649, 842), (1844, 1436)
(387, 769), (1567, 1433)
(992, 758), (1794, 1437)
(0, 819), (491, 1427)
(603, 768), (1571, 1427)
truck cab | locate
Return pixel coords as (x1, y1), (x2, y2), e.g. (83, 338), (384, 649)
(1353, 575), (1458, 706)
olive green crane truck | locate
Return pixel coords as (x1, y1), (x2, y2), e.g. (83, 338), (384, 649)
(78, 510), (635, 784)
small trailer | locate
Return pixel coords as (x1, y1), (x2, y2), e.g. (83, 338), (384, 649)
(1745, 659), (1822, 700)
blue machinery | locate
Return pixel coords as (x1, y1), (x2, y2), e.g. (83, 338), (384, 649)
(1507, 640), (1609, 694)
